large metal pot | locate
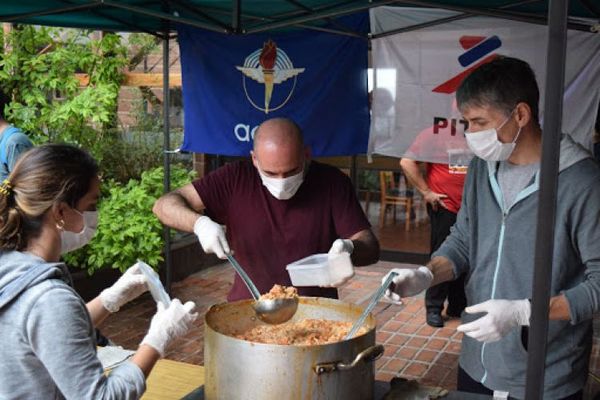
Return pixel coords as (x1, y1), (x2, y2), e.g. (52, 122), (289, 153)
(204, 297), (383, 400)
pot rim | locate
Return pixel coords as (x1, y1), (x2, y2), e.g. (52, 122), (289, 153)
(205, 296), (377, 348)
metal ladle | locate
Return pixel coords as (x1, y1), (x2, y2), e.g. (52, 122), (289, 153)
(345, 271), (399, 339)
(225, 253), (298, 325)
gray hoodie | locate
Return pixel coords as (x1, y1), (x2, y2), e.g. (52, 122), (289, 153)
(434, 134), (600, 399)
(0, 251), (146, 399)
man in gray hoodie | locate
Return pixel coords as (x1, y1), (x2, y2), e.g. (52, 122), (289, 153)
(382, 56), (600, 399)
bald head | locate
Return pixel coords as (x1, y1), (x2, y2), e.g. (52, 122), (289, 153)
(253, 118), (304, 151)
(251, 118), (309, 178)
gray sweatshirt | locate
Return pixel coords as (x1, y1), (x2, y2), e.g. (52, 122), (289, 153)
(434, 134), (600, 399)
(0, 251), (146, 399)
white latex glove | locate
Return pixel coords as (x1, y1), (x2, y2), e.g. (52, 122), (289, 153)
(193, 216), (230, 259)
(382, 267), (433, 304)
(323, 239), (355, 288)
(327, 273), (354, 288)
(457, 299), (531, 343)
(141, 299), (198, 357)
(328, 239), (354, 256)
(99, 263), (149, 313)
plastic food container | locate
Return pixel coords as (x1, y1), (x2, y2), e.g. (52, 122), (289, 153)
(137, 260), (171, 307)
(286, 253), (353, 287)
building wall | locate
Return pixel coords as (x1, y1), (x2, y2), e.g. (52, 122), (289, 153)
(117, 40), (182, 130)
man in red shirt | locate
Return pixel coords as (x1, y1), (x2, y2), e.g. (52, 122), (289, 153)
(400, 157), (467, 327)
(153, 117), (379, 301)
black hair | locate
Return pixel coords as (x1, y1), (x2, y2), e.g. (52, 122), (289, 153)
(457, 56), (540, 123)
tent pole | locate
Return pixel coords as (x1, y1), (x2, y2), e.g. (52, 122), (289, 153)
(371, 0), (545, 39)
(351, 155), (358, 190)
(59, 0), (162, 37)
(246, 0), (405, 33)
(165, 0), (231, 31)
(1, 2), (103, 22)
(246, 0), (590, 34)
(187, 5), (366, 37)
(162, 33), (173, 295)
(525, 1), (569, 399)
(232, 0), (241, 33)
(103, 0), (230, 33)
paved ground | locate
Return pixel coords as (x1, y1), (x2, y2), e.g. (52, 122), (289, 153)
(99, 260), (600, 398)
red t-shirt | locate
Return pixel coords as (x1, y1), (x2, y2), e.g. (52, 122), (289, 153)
(194, 160), (371, 301)
(426, 163), (466, 214)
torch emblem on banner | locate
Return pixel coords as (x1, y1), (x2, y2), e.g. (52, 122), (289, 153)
(236, 39), (305, 114)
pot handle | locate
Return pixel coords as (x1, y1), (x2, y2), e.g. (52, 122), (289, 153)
(314, 345), (384, 375)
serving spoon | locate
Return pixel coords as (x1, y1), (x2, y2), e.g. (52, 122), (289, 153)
(345, 271), (399, 339)
(225, 253), (298, 325)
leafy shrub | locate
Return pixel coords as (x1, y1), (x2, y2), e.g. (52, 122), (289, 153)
(358, 169), (379, 191)
(0, 27), (195, 274)
(0, 26), (128, 144)
(91, 127), (187, 184)
(63, 165), (195, 274)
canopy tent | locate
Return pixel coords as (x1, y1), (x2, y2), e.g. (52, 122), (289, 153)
(0, 0), (598, 37)
(1, 2), (598, 399)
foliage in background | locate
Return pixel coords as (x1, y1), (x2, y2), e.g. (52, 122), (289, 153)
(358, 169), (379, 191)
(63, 165), (195, 274)
(0, 26), (128, 146)
(94, 127), (187, 184)
(0, 28), (194, 273)
(127, 32), (161, 71)
(0, 28), (188, 183)
(126, 32), (163, 108)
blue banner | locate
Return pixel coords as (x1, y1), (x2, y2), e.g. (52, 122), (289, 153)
(177, 15), (369, 156)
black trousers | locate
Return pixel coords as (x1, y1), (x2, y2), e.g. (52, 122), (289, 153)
(457, 367), (583, 400)
(425, 205), (467, 314)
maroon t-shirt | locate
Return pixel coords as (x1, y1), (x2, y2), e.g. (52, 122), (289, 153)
(194, 160), (371, 301)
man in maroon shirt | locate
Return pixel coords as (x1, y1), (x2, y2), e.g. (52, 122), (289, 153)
(153, 117), (379, 301)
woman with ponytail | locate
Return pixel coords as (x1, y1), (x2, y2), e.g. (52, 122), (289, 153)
(0, 144), (197, 399)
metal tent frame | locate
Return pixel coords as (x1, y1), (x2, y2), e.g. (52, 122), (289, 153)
(0, 1), (597, 36)
(1, 1), (598, 398)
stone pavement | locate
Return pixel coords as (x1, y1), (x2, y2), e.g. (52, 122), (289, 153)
(98, 260), (600, 397)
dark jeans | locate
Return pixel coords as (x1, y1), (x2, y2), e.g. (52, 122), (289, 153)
(425, 205), (467, 314)
(457, 367), (583, 400)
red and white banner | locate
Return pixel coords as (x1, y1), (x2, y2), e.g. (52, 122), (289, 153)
(369, 7), (600, 163)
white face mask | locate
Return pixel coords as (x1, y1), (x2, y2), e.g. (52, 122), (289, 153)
(258, 165), (305, 200)
(465, 112), (522, 161)
(61, 210), (98, 254)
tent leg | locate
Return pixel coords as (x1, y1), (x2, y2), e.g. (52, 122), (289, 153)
(351, 155), (358, 191)
(162, 34), (173, 295)
(525, 1), (569, 399)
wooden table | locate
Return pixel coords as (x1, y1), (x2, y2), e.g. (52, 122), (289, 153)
(142, 359), (204, 400)
(140, 360), (489, 400)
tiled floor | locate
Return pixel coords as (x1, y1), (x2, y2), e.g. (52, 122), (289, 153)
(98, 260), (600, 398)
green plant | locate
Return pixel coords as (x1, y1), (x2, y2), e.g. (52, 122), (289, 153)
(0, 27), (195, 274)
(63, 165), (195, 274)
(0, 26), (128, 145)
(91, 127), (188, 184)
(358, 169), (379, 191)
(0, 27), (189, 182)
